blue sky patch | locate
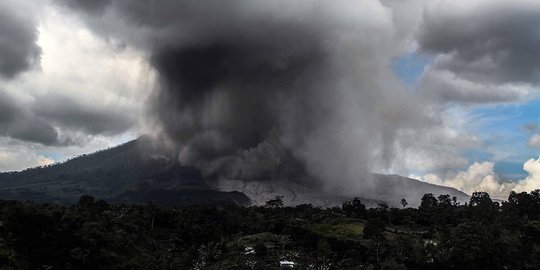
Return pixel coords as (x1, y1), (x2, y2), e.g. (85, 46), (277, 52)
(393, 50), (539, 180)
(392, 51), (432, 86)
(468, 100), (540, 180)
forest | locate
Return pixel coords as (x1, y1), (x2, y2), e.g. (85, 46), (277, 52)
(0, 190), (540, 270)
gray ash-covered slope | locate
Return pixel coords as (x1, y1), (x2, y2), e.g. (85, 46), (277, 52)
(369, 174), (469, 207)
(208, 178), (353, 208)
(209, 175), (469, 208)
(0, 136), (250, 206)
(0, 136), (468, 207)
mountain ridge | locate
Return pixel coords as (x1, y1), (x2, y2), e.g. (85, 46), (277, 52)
(0, 136), (469, 207)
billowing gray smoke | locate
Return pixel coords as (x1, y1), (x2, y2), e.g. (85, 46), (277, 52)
(59, 0), (423, 196)
(149, 31), (323, 180)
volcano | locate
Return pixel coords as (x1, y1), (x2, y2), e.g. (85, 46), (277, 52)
(0, 136), (468, 207)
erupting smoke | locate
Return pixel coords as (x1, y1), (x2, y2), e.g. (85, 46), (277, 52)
(60, 0), (423, 196)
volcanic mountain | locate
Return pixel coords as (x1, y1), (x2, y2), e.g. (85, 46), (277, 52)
(0, 136), (468, 207)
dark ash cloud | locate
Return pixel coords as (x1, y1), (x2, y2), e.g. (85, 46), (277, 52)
(58, 0), (110, 14)
(57, 0), (438, 195)
(0, 1), (41, 79)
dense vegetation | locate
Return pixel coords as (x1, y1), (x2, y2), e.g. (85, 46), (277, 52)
(1, 191), (540, 269)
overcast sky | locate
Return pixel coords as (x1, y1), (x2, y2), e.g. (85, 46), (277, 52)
(1, 0), (540, 197)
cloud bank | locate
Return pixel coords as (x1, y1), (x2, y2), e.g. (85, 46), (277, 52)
(419, 157), (540, 199)
(418, 0), (540, 104)
(0, 1), (150, 171)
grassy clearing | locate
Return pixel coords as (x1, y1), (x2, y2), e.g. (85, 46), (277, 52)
(235, 232), (279, 248)
(312, 221), (365, 240)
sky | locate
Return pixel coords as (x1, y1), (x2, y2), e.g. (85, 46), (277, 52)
(1, 0), (540, 198)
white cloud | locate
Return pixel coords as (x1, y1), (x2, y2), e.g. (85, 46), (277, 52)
(420, 68), (533, 104)
(0, 132), (136, 172)
(0, 152), (54, 172)
(513, 158), (540, 192)
(0, 3), (153, 171)
(417, 157), (540, 199)
(528, 134), (540, 148)
(1, 4), (153, 141)
(0, 140), (55, 172)
(418, 161), (512, 198)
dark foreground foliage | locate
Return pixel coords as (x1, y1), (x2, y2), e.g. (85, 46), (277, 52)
(1, 191), (540, 269)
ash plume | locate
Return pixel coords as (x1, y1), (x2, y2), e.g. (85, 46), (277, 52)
(58, 0), (423, 196)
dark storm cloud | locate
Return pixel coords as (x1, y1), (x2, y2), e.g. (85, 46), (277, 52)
(0, 1), (41, 78)
(0, 91), (58, 145)
(418, 1), (540, 85)
(32, 95), (137, 136)
(0, 88), (137, 146)
(0, 89), (135, 146)
(59, 0), (110, 14)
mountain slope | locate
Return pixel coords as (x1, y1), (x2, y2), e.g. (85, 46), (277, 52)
(370, 174), (469, 207)
(0, 136), (250, 205)
(208, 178), (352, 207)
(209, 175), (469, 208)
(0, 137), (468, 207)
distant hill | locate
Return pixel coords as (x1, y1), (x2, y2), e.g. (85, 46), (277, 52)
(0, 136), (250, 206)
(370, 174), (469, 207)
(0, 136), (468, 207)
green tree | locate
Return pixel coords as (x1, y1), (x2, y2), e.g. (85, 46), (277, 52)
(342, 197), (367, 218)
(437, 194), (452, 207)
(265, 196), (284, 208)
(469, 191), (497, 223)
(418, 193), (438, 226)
(363, 218), (386, 263)
(419, 193), (438, 210)
(446, 222), (496, 269)
(400, 198), (408, 208)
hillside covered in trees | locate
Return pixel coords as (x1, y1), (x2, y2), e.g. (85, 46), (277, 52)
(0, 190), (540, 269)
